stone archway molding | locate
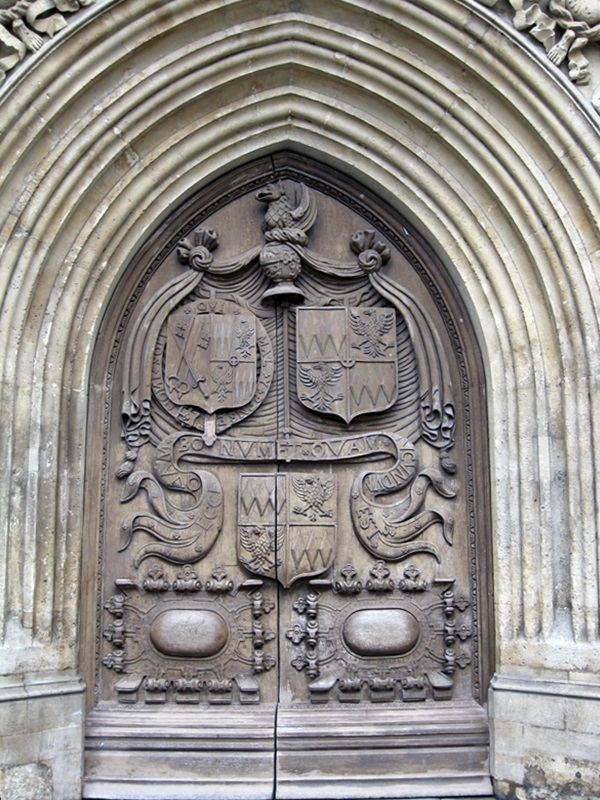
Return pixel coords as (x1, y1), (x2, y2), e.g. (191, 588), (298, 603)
(0, 1), (599, 798)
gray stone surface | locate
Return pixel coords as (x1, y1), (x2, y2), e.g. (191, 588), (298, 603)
(0, 764), (53, 800)
(0, 0), (599, 798)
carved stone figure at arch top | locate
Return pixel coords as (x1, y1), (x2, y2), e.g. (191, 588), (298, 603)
(502, 0), (600, 89)
(88, 158), (492, 799)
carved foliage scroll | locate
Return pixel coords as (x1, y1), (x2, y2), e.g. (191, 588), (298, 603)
(0, 0), (97, 84)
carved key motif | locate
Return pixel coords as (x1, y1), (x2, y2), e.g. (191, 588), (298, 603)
(98, 173), (478, 711)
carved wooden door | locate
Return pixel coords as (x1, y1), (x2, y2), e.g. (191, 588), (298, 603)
(84, 156), (493, 799)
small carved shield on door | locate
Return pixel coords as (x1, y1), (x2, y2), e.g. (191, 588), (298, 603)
(165, 309), (257, 413)
(238, 473), (336, 588)
(296, 306), (398, 423)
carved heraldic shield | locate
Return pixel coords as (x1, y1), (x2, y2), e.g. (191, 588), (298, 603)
(297, 306), (398, 422)
(165, 309), (257, 413)
(238, 473), (337, 588)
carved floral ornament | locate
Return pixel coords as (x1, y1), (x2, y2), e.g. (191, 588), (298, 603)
(483, 0), (600, 108)
(0, 0), (96, 84)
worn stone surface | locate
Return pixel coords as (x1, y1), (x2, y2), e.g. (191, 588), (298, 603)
(0, 0), (599, 798)
(490, 675), (600, 799)
(0, 678), (84, 800)
(0, 763), (53, 800)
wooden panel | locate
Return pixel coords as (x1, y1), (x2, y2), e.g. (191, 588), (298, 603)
(84, 153), (492, 798)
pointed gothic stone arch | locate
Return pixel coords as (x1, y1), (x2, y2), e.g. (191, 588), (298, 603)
(0, 2), (599, 799)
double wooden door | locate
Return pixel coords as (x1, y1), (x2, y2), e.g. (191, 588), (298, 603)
(83, 156), (493, 799)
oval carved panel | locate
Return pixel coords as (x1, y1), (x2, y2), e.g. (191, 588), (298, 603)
(149, 609), (229, 658)
(342, 608), (420, 657)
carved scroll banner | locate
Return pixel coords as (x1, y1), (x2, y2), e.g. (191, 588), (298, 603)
(118, 445), (224, 567)
(238, 473), (336, 588)
(350, 467), (457, 562)
(164, 429), (418, 496)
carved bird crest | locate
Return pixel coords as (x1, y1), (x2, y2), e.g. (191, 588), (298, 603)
(255, 180), (317, 235)
(239, 525), (281, 573)
(298, 361), (344, 412)
(292, 475), (335, 521)
(350, 308), (395, 358)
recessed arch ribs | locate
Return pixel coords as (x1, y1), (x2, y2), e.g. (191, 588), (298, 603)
(0, 3), (599, 799)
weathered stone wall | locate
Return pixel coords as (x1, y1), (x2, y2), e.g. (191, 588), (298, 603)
(0, 1), (598, 797)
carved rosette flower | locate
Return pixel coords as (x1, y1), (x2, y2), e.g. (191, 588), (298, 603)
(103, 649), (125, 672)
(350, 229), (391, 274)
(177, 228), (219, 272)
(291, 654), (308, 671)
(286, 623), (307, 645)
(455, 653), (471, 669)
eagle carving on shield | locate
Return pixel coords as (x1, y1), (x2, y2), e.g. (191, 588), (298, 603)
(349, 308), (395, 358)
(296, 306), (398, 423)
(297, 363), (344, 413)
(239, 525), (282, 573)
(238, 473), (337, 587)
(292, 475), (335, 521)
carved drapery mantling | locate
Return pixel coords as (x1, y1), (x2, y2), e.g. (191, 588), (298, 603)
(117, 182), (457, 578)
(120, 181), (454, 476)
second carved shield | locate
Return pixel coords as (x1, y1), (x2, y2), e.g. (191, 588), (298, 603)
(296, 306), (398, 423)
(165, 308), (257, 413)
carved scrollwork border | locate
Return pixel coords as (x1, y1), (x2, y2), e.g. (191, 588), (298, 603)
(0, 0), (99, 87)
(478, 0), (600, 111)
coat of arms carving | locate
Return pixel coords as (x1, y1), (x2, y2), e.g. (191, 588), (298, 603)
(297, 306), (398, 422)
(92, 160), (490, 796)
(165, 308), (257, 413)
(108, 171), (467, 715)
(238, 473), (337, 588)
